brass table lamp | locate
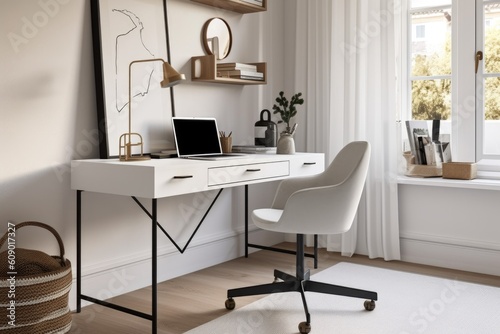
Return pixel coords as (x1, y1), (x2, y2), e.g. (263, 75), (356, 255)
(119, 58), (185, 161)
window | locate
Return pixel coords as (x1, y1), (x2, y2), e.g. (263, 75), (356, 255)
(405, 0), (500, 176)
(415, 24), (426, 39)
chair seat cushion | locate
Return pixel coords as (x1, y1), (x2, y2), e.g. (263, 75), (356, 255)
(251, 208), (284, 232)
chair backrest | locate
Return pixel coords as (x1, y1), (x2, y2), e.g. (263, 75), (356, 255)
(274, 141), (371, 235)
(322, 141), (370, 186)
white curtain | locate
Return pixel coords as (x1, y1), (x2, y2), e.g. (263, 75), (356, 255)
(289, 0), (401, 261)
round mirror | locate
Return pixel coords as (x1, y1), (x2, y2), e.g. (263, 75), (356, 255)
(202, 18), (232, 60)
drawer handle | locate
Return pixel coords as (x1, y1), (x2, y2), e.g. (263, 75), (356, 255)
(173, 175), (193, 179)
(246, 168), (261, 172)
(303, 162), (317, 165)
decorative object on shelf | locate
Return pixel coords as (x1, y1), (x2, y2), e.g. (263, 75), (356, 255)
(119, 58), (185, 161)
(254, 109), (277, 147)
(202, 18), (232, 60)
(91, 0), (180, 159)
(442, 162), (477, 180)
(272, 91), (304, 154)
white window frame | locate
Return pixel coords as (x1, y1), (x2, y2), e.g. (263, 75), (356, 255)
(403, 0), (500, 179)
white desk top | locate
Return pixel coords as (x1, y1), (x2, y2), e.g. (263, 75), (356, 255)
(71, 153), (325, 198)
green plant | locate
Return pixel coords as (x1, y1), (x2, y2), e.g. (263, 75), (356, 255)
(272, 91), (304, 133)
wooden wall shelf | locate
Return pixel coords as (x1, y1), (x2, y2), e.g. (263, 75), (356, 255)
(190, 0), (266, 14)
(191, 55), (267, 85)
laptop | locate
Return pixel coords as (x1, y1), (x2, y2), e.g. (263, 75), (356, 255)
(172, 117), (245, 160)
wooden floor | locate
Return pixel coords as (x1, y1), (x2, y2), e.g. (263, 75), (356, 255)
(70, 243), (500, 334)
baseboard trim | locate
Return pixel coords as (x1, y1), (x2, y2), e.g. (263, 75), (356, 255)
(400, 236), (500, 276)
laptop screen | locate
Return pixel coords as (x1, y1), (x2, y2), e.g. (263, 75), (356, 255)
(172, 117), (222, 157)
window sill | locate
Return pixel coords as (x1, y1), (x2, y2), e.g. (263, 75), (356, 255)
(397, 175), (500, 191)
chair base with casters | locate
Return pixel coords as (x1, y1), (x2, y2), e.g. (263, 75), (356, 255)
(226, 234), (377, 334)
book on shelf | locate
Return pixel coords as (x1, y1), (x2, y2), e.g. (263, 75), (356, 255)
(405, 120), (430, 164)
(217, 62), (258, 72)
(217, 70), (264, 79)
(232, 145), (276, 153)
(228, 75), (264, 81)
(240, 0), (264, 6)
(232, 75), (264, 81)
(414, 129), (429, 165)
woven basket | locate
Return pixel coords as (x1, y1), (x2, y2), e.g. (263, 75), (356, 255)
(0, 221), (72, 333)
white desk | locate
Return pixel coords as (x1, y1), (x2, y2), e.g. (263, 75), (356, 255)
(71, 153), (324, 333)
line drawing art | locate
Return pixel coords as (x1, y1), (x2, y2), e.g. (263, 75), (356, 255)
(112, 8), (156, 113)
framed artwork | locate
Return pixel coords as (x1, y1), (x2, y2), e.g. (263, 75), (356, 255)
(91, 0), (176, 158)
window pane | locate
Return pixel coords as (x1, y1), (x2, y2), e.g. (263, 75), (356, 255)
(482, 77), (500, 155)
(481, 3), (500, 157)
(411, 79), (451, 120)
(484, 4), (500, 74)
(410, 9), (451, 76)
(484, 77), (500, 120)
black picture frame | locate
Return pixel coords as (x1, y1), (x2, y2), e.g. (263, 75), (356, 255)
(90, 0), (176, 159)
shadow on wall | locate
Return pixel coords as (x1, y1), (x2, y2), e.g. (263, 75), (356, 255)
(0, 166), (73, 257)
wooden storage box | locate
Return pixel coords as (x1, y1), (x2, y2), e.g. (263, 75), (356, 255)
(406, 163), (442, 177)
(403, 152), (442, 177)
(442, 162), (477, 180)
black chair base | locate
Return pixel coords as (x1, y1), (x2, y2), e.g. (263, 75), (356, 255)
(226, 234), (377, 334)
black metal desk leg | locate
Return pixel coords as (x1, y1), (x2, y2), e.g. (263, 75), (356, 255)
(152, 199), (158, 334)
(244, 185), (249, 258)
(76, 190), (82, 313)
(314, 234), (318, 269)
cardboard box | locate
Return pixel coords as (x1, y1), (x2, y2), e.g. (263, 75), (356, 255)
(442, 162), (477, 180)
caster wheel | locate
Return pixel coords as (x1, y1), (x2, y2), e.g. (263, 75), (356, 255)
(298, 321), (311, 334)
(364, 300), (376, 311)
(225, 298), (235, 310)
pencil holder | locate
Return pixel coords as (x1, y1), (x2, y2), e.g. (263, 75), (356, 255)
(220, 137), (232, 153)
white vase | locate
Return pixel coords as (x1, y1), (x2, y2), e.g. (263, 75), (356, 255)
(276, 133), (295, 154)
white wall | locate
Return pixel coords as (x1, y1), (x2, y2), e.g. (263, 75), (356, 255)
(398, 183), (500, 276)
(0, 0), (288, 310)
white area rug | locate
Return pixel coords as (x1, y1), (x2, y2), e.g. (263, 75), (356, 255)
(186, 262), (500, 334)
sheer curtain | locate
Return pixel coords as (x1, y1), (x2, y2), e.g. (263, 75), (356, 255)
(289, 0), (401, 260)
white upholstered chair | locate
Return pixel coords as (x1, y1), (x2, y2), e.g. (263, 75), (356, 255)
(225, 141), (376, 334)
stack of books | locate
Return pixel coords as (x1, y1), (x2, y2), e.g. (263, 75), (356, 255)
(217, 62), (264, 81)
(240, 0), (264, 6)
(232, 145), (276, 154)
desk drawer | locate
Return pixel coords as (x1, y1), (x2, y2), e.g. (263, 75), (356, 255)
(156, 168), (207, 197)
(208, 161), (289, 186)
(290, 154), (324, 176)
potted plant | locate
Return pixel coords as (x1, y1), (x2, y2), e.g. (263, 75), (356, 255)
(272, 91), (304, 135)
(272, 91), (304, 154)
